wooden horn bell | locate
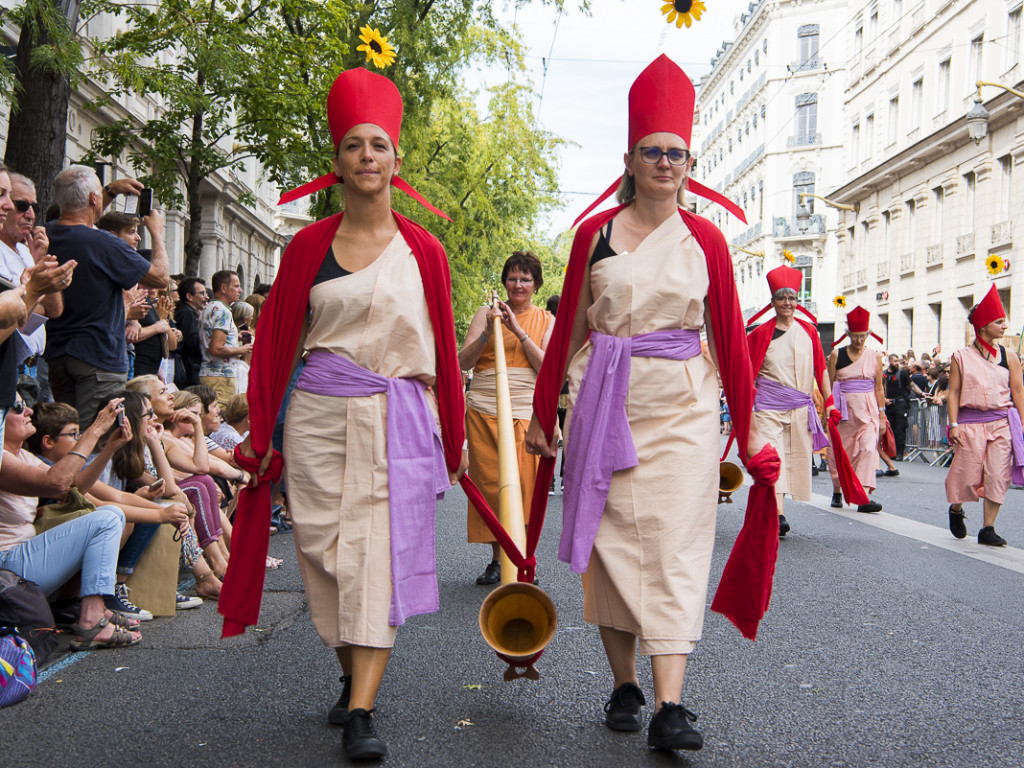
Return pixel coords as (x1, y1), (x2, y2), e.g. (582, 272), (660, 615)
(718, 461), (744, 504)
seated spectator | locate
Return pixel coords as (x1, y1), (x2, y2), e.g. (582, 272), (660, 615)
(210, 393), (249, 452)
(0, 395), (141, 649)
(174, 276), (207, 388)
(109, 390), (221, 599)
(198, 269), (251, 408)
(28, 401), (191, 618)
(186, 383), (236, 465)
(44, 166), (170, 428)
(243, 293), (265, 327)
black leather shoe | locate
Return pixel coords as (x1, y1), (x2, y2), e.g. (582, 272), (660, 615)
(343, 708), (387, 760)
(778, 515), (790, 537)
(857, 501), (883, 513)
(830, 492), (843, 509)
(884, 469), (899, 477)
(647, 702), (703, 751)
(978, 526), (1007, 547)
(875, 469), (885, 478)
(811, 463), (819, 476)
(604, 682), (646, 731)
(475, 560), (500, 585)
(328, 675), (351, 726)
(948, 506), (967, 539)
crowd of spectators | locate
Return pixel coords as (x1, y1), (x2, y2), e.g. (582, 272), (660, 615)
(0, 163), (271, 656)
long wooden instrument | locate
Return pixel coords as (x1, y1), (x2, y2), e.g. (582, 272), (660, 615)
(478, 291), (557, 681)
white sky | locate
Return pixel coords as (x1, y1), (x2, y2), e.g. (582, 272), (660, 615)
(468, 0), (742, 237)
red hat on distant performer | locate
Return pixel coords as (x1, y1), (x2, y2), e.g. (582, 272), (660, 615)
(277, 68), (450, 220)
(832, 305), (884, 347)
(970, 284), (1006, 356)
(572, 54), (746, 228)
(745, 264), (817, 327)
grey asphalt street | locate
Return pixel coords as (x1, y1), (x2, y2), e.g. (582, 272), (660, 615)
(4, 444), (1023, 768)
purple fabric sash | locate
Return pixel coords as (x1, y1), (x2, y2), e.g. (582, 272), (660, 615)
(958, 406), (1024, 485)
(753, 376), (830, 451)
(296, 348), (449, 626)
(559, 328), (702, 572)
(832, 377), (876, 421)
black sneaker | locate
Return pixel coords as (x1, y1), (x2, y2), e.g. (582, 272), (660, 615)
(328, 675), (352, 726)
(830, 492), (843, 509)
(604, 682), (646, 731)
(475, 560), (500, 585)
(343, 708), (387, 760)
(857, 501), (883, 513)
(105, 583), (153, 621)
(778, 515), (790, 537)
(948, 506), (967, 539)
(978, 526), (1007, 547)
(647, 702), (703, 751)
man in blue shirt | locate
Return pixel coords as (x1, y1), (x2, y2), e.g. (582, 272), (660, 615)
(45, 165), (170, 428)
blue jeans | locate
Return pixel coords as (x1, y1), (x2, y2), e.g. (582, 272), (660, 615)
(0, 506), (125, 598)
(116, 522), (160, 576)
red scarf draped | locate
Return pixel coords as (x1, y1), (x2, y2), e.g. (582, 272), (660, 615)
(219, 211), (520, 637)
(530, 205), (780, 641)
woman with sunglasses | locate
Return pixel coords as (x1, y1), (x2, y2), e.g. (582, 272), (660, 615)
(458, 251), (553, 585)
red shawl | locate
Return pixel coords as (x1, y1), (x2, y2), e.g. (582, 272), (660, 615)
(530, 205), (780, 641)
(219, 211), (519, 637)
(747, 320), (868, 506)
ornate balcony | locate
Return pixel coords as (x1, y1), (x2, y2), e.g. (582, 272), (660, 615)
(926, 244), (943, 266)
(877, 261), (890, 280)
(773, 213), (825, 238)
(856, 269), (867, 286)
(899, 253), (915, 274)
(955, 233), (975, 259)
(787, 133), (823, 148)
(991, 220), (1012, 248)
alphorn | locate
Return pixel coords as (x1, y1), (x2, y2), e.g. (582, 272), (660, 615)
(718, 461), (745, 504)
(478, 291), (557, 681)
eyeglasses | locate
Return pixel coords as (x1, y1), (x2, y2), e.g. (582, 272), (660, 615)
(635, 147), (691, 166)
(774, 295), (798, 304)
(506, 277), (535, 285)
(10, 401), (27, 414)
(142, 409), (155, 419)
(57, 430), (81, 440)
(12, 200), (41, 215)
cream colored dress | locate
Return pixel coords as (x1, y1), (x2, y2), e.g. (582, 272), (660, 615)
(754, 325), (815, 500)
(283, 233), (436, 649)
(828, 348), (880, 493)
(565, 213), (719, 656)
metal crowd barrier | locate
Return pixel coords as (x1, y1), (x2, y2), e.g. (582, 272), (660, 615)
(903, 398), (953, 466)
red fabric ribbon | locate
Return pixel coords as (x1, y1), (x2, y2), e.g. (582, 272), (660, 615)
(827, 410), (871, 506)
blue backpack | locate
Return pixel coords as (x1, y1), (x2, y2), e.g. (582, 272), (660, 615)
(0, 627), (36, 708)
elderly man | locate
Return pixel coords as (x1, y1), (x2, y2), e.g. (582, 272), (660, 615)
(44, 165), (170, 428)
(0, 173), (65, 403)
(198, 269), (251, 407)
(174, 276), (208, 388)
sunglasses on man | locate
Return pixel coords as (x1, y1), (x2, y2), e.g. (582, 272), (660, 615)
(12, 200), (41, 216)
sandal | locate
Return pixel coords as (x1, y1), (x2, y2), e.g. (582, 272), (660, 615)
(105, 610), (141, 631)
(195, 571), (221, 600)
(69, 617), (141, 651)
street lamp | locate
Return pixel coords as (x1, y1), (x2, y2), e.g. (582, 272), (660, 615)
(967, 80), (1024, 144)
(798, 193), (858, 213)
(730, 245), (765, 258)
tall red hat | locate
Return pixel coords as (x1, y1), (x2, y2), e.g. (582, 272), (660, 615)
(970, 284), (1006, 356)
(745, 264), (817, 327)
(832, 305), (883, 347)
(278, 68), (450, 220)
(572, 55), (746, 228)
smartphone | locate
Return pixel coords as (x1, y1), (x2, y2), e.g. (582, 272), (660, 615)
(116, 410), (124, 427)
(148, 478), (165, 493)
(239, 330), (253, 345)
(138, 188), (153, 217)
(0, 275), (16, 293)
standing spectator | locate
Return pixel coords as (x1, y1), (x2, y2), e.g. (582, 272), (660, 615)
(198, 270), (251, 407)
(0, 173), (62, 404)
(175, 276), (207, 388)
(883, 354), (911, 460)
(44, 166), (170, 428)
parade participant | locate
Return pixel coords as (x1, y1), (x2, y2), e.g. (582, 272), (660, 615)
(945, 285), (1024, 546)
(221, 67), (469, 762)
(459, 251), (553, 585)
(746, 265), (834, 537)
(526, 55), (780, 753)
(828, 306), (884, 512)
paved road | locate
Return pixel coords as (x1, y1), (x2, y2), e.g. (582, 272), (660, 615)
(5, 446), (1023, 767)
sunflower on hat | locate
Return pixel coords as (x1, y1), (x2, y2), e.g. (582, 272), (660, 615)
(986, 254), (1006, 275)
(833, 295), (847, 308)
(660, 0), (707, 29)
(357, 26), (396, 69)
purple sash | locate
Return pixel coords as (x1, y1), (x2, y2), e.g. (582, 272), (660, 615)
(832, 377), (876, 421)
(958, 406), (1024, 485)
(296, 348), (449, 626)
(560, 328), (702, 572)
(754, 376), (830, 451)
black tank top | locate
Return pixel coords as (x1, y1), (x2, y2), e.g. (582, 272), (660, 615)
(590, 220), (617, 266)
(836, 347), (854, 370)
(313, 245), (353, 285)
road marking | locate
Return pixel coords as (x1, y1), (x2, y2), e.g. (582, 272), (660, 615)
(802, 491), (1024, 575)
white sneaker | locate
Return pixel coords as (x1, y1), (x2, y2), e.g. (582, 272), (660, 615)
(176, 593), (203, 610)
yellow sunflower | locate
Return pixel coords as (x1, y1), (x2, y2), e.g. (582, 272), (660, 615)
(833, 295), (847, 308)
(357, 26), (396, 69)
(782, 250), (795, 263)
(660, 0), (707, 29)
(986, 254), (1005, 275)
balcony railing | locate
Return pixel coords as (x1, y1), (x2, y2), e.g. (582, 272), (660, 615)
(926, 244), (943, 266)
(955, 233), (975, 258)
(991, 220), (1012, 247)
(787, 133), (823, 148)
(877, 261), (890, 280)
(856, 269), (867, 286)
(899, 252), (915, 273)
(773, 213), (825, 237)
(842, 272), (854, 289)
(789, 57), (822, 74)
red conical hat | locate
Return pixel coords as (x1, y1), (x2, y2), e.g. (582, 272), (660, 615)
(277, 68), (450, 219)
(971, 284), (1006, 356)
(766, 265), (802, 295)
(832, 305), (883, 347)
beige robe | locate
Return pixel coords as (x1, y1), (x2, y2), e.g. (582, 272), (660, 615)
(565, 213), (718, 656)
(828, 348), (880, 492)
(283, 233), (436, 648)
(754, 325), (815, 500)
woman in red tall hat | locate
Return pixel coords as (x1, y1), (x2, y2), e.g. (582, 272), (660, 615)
(747, 265), (834, 536)
(219, 67), (468, 761)
(945, 285), (1024, 546)
(827, 306), (885, 512)
(526, 55), (780, 753)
